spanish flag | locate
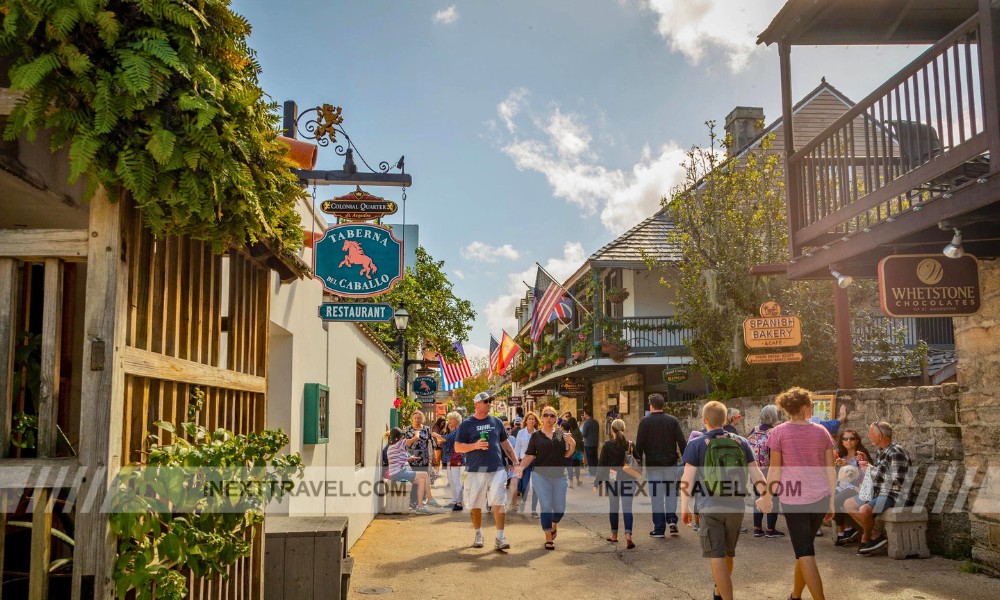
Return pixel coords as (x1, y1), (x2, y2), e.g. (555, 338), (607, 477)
(497, 331), (521, 375)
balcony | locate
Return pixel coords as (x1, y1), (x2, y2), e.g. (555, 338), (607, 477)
(852, 316), (955, 351)
(598, 316), (691, 357)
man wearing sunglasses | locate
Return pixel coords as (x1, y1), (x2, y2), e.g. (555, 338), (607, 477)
(844, 420), (911, 555)
(454, 391), (520, 551)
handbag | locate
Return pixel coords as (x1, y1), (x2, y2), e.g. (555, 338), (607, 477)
(858, 465), (875, 502)
(622, 442), (643, 479)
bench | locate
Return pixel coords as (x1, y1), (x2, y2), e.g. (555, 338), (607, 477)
(382, 480), (412, 514)
(265, 516), (352, 599)
(877, 507), (930, 559)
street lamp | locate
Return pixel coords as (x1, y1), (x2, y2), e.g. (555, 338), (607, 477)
(393, 306), (410, 332)
(392, 305), (436, 397)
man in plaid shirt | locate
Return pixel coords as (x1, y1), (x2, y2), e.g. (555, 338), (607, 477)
(845, 420), (912, 555)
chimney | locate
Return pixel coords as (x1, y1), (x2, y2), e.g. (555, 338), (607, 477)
(724, 106), (765, 155)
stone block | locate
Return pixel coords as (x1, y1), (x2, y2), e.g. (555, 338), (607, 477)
(382, 481), (412, 515)
(877, 507), (931, 559)
(884, 386), (917, 404)
(971, 546), (1000, 575)
(916, 385), (944, 400)
(854, 388), (884, 403)
(941, 382), (961, 399)
(931, 426), (964, 461)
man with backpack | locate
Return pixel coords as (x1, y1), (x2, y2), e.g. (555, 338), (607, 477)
(679, 401), (766, 600)
(634, 393), (687, 537)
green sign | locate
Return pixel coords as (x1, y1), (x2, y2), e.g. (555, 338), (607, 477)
(313, 224), (404, 298)
(662, 367), (689, 385)
(318, 302), (394, 322)
(413, 376), (437, 398)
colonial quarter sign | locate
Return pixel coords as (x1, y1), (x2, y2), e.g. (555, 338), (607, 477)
(313, 224), (404, 298)
(878, 254), (981, 317)
(320, 187), (398, 221)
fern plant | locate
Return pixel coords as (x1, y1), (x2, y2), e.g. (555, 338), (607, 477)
(1, 0), (306, 252)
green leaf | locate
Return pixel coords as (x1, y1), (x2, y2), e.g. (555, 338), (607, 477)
(67, 135), (99, 182)
(153, 420), (176, 434)
(9, 53), (61, 90)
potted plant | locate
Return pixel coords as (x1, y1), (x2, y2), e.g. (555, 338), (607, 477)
(607, 339), (629, 363)
(606, 286), (630, 304)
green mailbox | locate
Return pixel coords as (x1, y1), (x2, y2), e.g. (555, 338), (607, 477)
(304, 383), (330, 444)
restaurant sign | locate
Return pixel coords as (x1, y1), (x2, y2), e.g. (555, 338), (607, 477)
(313, 224), (404, 298)
(662, 367), (689, 385)
(878, 254), (980, 317)
(320, 187), (398, 221)
(413, 376), (437, 398)
(743, 301), (801, 349)
(318, 302), (394, 322)
(746, 352), (803, 365)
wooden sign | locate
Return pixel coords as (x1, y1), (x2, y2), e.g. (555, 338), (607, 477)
(527, 389), (549, 397)
(313, 223), (404, 298)
(320, 187), (398, 221)
(413, 376), (437, 398)
(743, 301), (801, 348)
(318, 302), (394, 322)
(746, 352), (803, 364)
(508, 396), (523, 407)
(878, 254), (980, 317)
(662, 367), (689, 385)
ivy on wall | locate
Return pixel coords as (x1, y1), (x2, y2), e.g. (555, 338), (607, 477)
(1, 0), (305, 251)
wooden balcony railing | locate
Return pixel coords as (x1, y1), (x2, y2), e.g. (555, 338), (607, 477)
(789, 14), (988, 255)
(852, 316), (955, 350)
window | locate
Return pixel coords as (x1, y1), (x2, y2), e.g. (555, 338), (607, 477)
(355, 361), (366, 468)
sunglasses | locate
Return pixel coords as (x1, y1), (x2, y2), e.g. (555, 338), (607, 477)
(872, 420), (887, 438)
(842, 436), (858, 441)
(542, 413), (557, 418)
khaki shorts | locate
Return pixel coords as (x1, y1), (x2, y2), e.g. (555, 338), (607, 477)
(463, 469), (508, 511)
(699, 510), (743, 558)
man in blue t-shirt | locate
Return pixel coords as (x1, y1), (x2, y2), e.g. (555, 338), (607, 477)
(454, 391), (519, 551)
(680, 401), (765, 600)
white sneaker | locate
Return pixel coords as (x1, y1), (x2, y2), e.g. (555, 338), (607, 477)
(473, 531), (484, 548)
(495, 537), (511, 551)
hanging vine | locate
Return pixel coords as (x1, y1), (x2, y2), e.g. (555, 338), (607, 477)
(0, 0), (307, 251)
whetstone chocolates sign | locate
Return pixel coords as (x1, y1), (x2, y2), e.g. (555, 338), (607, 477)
(878, 254), (981, 317)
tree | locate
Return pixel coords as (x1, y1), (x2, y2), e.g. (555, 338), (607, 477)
(449, 357), (492, 413)
(370, 246), (475, 360)
(657, 123), (920, 397)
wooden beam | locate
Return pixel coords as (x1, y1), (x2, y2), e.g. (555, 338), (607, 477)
(36, 259), (63, 458)
(978, 0), (1000, 163)
(0, 88), (24, 116)
(833, 283), (854, 389)
(779, 41), (799, 259)
(72, 188), (129, 600)
(28, 488), (54, 600)
(122, 346), (267, 394)
(0, 457), (79, 487)
(749, 263), (788, 276)
(0, 258), (16, 459)
(0, 229), (88, 261)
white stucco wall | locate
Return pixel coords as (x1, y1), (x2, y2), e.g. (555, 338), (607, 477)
(624, 268), (676, 318)
(265, 198), (397, 549)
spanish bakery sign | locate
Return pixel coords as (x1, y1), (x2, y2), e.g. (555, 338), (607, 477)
(320, 187), (398, 222)
(743, 301), (802, 349)
(313, 224), (404, 298)
(878, 254), (980, 317)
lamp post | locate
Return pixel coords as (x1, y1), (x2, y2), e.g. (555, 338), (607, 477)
(392, 305), (437, 396)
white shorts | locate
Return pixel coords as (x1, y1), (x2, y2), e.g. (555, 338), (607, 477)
(463, 469), (508, 511)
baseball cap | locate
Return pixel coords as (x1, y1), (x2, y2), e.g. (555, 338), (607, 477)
(514, 416), (523, 425)
(473, 391), (494, 404)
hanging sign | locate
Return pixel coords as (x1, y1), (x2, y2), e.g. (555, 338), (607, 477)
(508, 396), (523, 407)
(558, 381), (589, 397)
(313, 223), (404, 298)
(662, 367), (689, 385)
(746, 352), (803, 364)
(318, 302), (394, 322)
(320, 187), (398, 221)
(527, 389), (550, 397)
(413, 376), (437, 398)
(743, 301), (802, 349)
(878, 254), (980, 317)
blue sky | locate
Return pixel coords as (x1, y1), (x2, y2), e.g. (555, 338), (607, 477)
(234, 0), (924, 360)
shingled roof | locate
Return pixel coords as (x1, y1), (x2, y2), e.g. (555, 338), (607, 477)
(588, 208), (682, 267)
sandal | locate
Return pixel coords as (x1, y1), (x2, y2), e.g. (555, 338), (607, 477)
(544, 541), (555, 550)
(606, 536), (619, 543)
(626, 539), (636, 549)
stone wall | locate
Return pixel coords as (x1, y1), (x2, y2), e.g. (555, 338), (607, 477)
(665, 384), (971, 558)
(955, 258), (1000, 573)
(591, 370), (644, 447)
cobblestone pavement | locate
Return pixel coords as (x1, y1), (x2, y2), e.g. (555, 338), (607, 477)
(349, 477), (1000, 599)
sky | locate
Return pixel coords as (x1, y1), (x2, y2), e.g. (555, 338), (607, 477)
(234, 0), (926, 362)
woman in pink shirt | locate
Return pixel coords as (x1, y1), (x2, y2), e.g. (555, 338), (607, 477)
(756, 387), (836, 600)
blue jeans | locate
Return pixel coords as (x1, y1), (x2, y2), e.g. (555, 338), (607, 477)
(533, 473), (568, 532)
(605, 480), (635, 534)
(646, 466), (680, 532)
(518, 464), (539, 511)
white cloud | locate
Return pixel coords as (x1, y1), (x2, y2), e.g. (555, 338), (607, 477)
(497, 92), (688, 234)
(497, 88), (529, 134)
(453, 269), (465, 280)
(639, 0), (784, 72)
(484, 242), (587, 334)
(433, 5), (459, 25)
(463, 341), (489, 364)
(462, 241), (521, 263)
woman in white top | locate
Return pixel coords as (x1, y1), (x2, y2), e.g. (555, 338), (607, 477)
(511, 412), (540, 515)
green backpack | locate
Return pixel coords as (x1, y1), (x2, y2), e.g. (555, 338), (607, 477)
(704, 434), (748, 496)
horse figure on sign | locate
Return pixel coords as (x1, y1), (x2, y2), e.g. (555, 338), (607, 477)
(339, 240), (378, 280)
(418, 380), (432, 393)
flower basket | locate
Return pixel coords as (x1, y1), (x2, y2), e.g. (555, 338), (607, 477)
(540, 362), (552, 373)
(530, 370), (538, 379)
(600, 338), (614, 353)
(608, 343), (629, 363)
(606, 287), (630, 304)
(554, 357), (566, 367)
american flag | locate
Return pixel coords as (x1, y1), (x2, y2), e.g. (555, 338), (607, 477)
(438, 342), (473, 387)
(489, 335), (501, 375)
(441, 377), (463, 392)
(548, 295), (573, 323)
(530, 267), (565, 343)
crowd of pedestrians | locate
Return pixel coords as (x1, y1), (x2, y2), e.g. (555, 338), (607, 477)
(383, 387), (913, 600)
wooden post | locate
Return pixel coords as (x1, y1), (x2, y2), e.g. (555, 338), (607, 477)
(779, 42), (800, 260)
(833, 282), (855, 389)
(37, 258), (64, 457)
(72, 188), (129, 600)
(978, 0), (1000, 162)
(28, 488), (55, 600)
(0, 258), (16, 458)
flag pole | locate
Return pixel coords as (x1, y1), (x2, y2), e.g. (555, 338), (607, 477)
(535, 262), (592, 315)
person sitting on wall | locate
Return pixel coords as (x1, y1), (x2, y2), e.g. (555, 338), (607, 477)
(843, 420), (912, 555)
(386, 427), (434, 515)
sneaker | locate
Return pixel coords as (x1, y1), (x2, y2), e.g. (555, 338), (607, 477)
(669, 523), (679, 535)
(473, 531), (484, 548)
(692, 525), (700, 532)
(495, 537), (511, 551)
(765, 529), (786, 538)
(845, 528), (862, 543)
(452, 503), (463, 512)
(753, 528), (765, 538)
(835, 534), (848, 547)
(415, 507), (432, 515)
(859, 534), (888, 554)
(649, 530), (666, 538)
(531, 511), (539, 519)
(426, 499), (444, 508)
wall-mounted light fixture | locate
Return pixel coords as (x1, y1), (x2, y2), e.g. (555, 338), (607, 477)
(830, 268), (853, 289)
(943, 228), (964, 259)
